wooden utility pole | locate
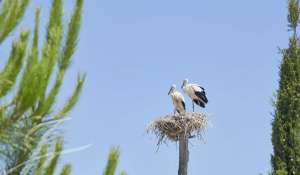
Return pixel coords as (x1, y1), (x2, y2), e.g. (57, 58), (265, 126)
(178, 131), (189, 175)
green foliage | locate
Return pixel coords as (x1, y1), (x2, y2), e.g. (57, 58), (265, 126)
(288, 0), (300, 31)
(60, 0), (83, 70)
(271, 0), (300, 174)
(44, 139), (64, 175)
(60, 164), (72, 175)
(0, 0), (30, 43)
(0, 30), (29, 97)
(103, 147), (127, 175)
(103, 148), (120, 175)
(0, 0), (85, 174)
(33, 145), (48, 175)
(19, 139), (72, 175)
(0, 1), (128, 175)
(119, 171), (127, 175)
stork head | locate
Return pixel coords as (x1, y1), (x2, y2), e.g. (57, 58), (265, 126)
(168, 84), (176, 95)
(181, 79), (188, 88)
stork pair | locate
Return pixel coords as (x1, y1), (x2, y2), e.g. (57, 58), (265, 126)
(168, 79), (208, 115)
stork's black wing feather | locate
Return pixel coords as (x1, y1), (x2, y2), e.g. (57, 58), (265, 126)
(195, 91), (208, 103)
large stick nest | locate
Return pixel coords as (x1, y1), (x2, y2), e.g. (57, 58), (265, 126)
(147, 112), (208, 144)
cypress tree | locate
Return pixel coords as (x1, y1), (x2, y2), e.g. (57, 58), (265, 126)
(271, 0), (300, 175)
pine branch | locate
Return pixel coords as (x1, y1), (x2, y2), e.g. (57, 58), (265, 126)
(0, 0), (30, 43)
(103, 147), (120, 175)
(0, 30), (29, 97)
(60, 164), (72, 175)
(0, 0), (85, 174)
(44, 139), (63, 175)
(54, 73), (85, 119)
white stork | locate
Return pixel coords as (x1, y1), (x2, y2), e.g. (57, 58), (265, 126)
(181, 79), (208, 112)
(168, 84), (186, 115)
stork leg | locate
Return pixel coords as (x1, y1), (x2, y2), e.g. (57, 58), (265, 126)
(192, 102), (195, 112)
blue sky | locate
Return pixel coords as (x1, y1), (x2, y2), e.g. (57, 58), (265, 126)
(11, 0), (292, 174)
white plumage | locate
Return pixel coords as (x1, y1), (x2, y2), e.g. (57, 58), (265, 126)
(181, 79), (208, 111)
(168, 84), (186, 115)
